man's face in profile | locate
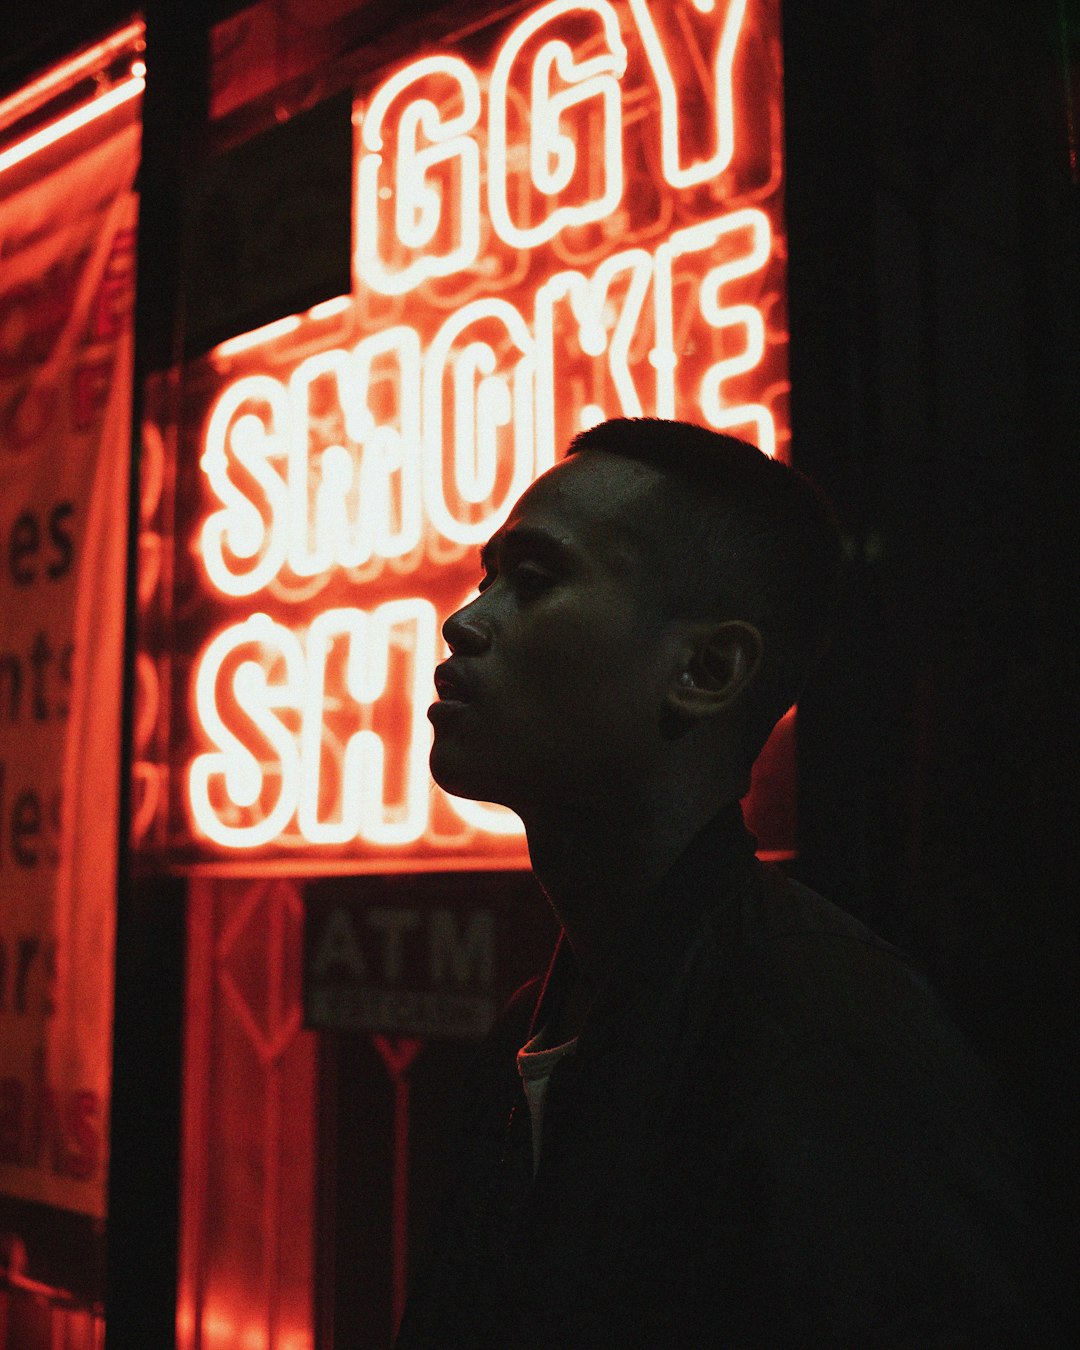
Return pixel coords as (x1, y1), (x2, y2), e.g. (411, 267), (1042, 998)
(428, 451), (681, 817)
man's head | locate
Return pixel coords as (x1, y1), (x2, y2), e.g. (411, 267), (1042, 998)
(428, 418), (842, 823)
(565, 418), (843, 767)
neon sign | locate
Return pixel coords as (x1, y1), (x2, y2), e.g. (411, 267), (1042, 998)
(155, 0), (789, 871)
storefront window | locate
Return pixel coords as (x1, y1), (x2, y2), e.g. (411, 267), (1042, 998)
(142, 0), (792, 880)
(146, 3), (791, 1346)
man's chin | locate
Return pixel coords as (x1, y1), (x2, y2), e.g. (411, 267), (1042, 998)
(428, 744), (502, 804)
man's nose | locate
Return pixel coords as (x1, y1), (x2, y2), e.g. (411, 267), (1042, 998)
(442, 598), (493, 655)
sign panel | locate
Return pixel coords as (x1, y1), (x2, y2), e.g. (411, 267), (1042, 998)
(304, 870), (556, 1038)
(142, 0), (790, 875)
(0, 117), (139, 1220)
(307, 897), (498, 1038)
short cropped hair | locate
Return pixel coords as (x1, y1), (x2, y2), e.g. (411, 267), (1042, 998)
(566, 418), (843, 763)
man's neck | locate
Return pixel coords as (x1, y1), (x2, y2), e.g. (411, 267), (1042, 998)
(522, 792), (731, 992)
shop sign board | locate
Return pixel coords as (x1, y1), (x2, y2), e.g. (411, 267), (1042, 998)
(305, 894), (498, 1038)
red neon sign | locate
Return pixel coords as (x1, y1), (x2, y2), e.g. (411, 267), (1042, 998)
(149, 0), (789, 872)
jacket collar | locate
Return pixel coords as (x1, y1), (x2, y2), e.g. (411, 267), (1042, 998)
(529, 802), (759, 1048)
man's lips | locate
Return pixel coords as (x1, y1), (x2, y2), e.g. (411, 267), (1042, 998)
(433, 662), (473, 703)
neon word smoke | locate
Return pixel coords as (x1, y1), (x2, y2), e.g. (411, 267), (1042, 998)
(187, 0), (788, 861)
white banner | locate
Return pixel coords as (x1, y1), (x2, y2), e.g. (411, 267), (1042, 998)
(0, 118), (139, 1219)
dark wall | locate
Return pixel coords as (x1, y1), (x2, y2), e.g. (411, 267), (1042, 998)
(106, 7), (215, 1344)
(785, 0), (1079, 1210)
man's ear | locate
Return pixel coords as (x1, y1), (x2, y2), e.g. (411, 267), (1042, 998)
(667, 620), (764, 720)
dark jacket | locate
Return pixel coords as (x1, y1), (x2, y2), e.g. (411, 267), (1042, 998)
(397, 808), (1074, 1347)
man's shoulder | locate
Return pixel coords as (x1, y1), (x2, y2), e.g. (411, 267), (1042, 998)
(704, 865), (964, 1064)
(690, 868), (1034, 1200)
(731, 863), (898, 957)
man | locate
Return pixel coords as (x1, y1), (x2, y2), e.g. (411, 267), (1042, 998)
(397, 419), (1070, 1347)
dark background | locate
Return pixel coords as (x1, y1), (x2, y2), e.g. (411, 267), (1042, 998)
(2, 0), (1077, 1342)
(783, 0), (1079, 1221)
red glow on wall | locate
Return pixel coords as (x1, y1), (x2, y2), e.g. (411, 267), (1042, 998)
(148, 0), (790, 874)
